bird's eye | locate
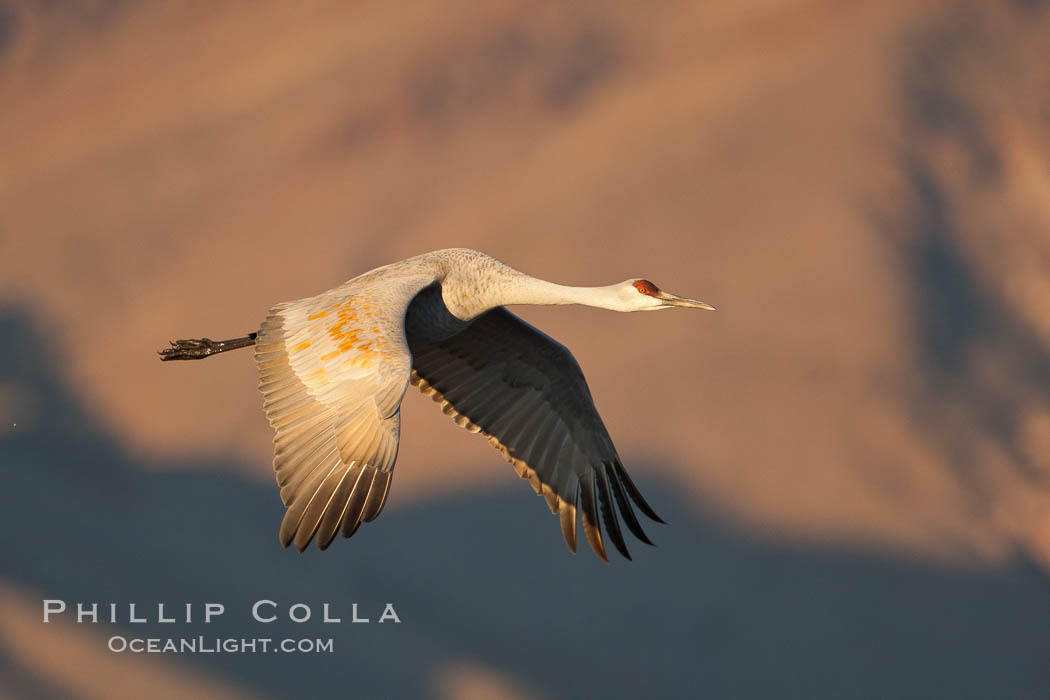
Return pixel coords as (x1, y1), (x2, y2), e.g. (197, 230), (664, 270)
(633, 280), (658, 295)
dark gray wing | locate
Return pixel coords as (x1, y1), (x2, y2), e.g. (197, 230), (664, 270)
(408, 307), (663, 561)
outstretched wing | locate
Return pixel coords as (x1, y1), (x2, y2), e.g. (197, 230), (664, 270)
(255, 273), (437, 551)
(408, 307), (664, 562)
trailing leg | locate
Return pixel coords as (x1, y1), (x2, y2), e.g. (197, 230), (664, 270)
(158, 333), (257, 361)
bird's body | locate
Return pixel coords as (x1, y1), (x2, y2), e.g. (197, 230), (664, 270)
(161, 248), (714, 561)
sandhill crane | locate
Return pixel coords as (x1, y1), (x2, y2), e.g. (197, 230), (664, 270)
(159, 248), (715, 561)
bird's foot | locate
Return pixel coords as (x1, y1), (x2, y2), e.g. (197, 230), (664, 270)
(158, 337), (221, 361)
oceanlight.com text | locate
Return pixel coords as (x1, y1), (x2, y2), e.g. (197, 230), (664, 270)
(107, 636), (334, 654)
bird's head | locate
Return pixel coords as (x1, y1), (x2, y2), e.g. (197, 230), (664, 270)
(615, 279), (717, 312)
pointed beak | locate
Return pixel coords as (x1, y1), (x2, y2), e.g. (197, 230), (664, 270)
(656, 291), (716, 310)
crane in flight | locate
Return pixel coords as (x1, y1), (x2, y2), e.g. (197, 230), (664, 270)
(159, 248), (715, 561)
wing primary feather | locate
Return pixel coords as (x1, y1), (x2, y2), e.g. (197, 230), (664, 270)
(340, 466), (377, 537)
(596, 466), (631, 560)
(372, 433), (394, 474)
(330, 462), (368, 535)
(579, 472), (608, 563)
(295, 463), (352, 552)
(499, 409), (550, 488)
(606, 463), (653, 546)
(339, 417), (379, 467)
(559, 484), (579, 554)
(275, 425), (334, 472)
(613, 459), (666, 524)
(315, 463), (364, 550)
(344, 520), (362, 538)
(334, 410), (373, 457)
(279, 445), (338, 504)
(542, 486), (559, 514)
(279, 449), (341, 548)
(361, 471), (392, 522)
(535, 429), (571, 501)
(510, 402), (559, 471)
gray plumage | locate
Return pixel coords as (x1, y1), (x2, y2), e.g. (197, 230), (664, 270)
(163, 248), (715, 561)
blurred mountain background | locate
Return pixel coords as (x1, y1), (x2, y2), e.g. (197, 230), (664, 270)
(1, 0), (1049, 697)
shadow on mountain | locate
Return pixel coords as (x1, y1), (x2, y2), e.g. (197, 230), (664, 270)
(2, 311), (1049, 700)
(900, 156), (1050, 496)
(892, 10), (1050, 503)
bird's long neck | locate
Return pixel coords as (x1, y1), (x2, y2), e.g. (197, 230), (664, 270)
(493, 275), (621, 309)
(434, 251), (626, 319)
(451, 267), (623, 319)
